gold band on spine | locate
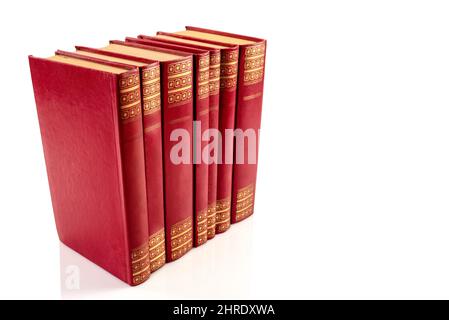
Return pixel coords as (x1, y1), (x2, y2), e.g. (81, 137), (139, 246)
(196, 208), (208, 245)
(243, 43), (265, 86)
(208, 52), (221, 96)
(131, 241), (150, 285)
(119, 72), (141, 121)
(144, 123), (161, 133)
(170, 217), (193, 260)
(148, 229), (166, 272)
(168, 74), (192, 90)
(207, 203), (217, 238)
(215, 198), (231, 233)
(235, 184), (255, 221)
(243, 92), (263, 101)
(197, 55), (210, 100)
(220, 49), (239, 90)
(167, 59), (193, 106)
(142, 65), (161, 115)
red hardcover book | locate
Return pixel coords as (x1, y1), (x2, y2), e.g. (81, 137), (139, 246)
(99, 41), (194, 262)
(168, 27), (266, 224)
(143, 33), (239, 234)
(29, 54), (151, 285)
(125, 37), (210, 246)
(57, 48), (166, 273)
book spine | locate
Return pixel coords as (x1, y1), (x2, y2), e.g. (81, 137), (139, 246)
(231, 42), (266, 223)
(161, 57), (194, 261)
(215, 47), (239, 233)
(194, 54), (210, 246)
(117, 70), (151, 285)
(206, 51), (220, 239)
(140, 64), (166, 272)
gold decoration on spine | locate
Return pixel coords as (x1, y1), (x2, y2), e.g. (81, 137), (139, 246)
(243, 92), (263, 101)
(196, 208), (208, 245)
(207, 203), (217, 238)
(208, 52), (220, 95)
(170, 217), (193, 260)
(235, 184), (255, 221)
(220, 49), (238, 90)
(243, 43), (265, 86)
(197, 55), (210, 100)
(198, 69), (209, 82)
(215, 198), (231, 233)
(167, 59), (193, 106)
(142, 65), (161, 115)
(119, 72), (141, 121)
(148, 229), (166, 272)
(198, 83), (210, 99)
(167, 88), (192, 106)
(131, 241), (150, 285)
(168, 74), (192, 90)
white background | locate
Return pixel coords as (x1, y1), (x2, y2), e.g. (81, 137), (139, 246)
(1, 0), (449, 299)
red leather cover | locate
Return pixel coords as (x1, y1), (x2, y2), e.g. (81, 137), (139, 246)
(151, 32), (239, 233)
(140, 35), (223, 238)
(73, 46), (167, 272)
(126, 37), (210, 247)
(160, 57), (194, 261)
(107, 41), (195, 261)
(29, 56), (150, 285)
(180, 27), (266, 223)
(131, 37), (220, 239)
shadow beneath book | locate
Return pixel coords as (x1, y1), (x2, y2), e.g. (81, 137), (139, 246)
(59, 243), (127, 298)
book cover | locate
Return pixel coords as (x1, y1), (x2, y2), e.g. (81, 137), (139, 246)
(58, 48), (167, 273)
(29, 54), (150, 285)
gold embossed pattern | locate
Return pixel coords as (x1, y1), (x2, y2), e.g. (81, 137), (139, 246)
(243, 43), (265, 86)
(119, 72), (141, 121)
(208, 52), (221, 95)
(235, 184), (255, 221)
(142, 65), (161, 115)
(207, 203), (217, 238)
(167, 59), (193, 106)
(197, 55), (210, 100)
(170, 217), (193, 260)
(131, 242), (151, 285)
(220, 49), (239, 90)
(148, 229), (166, 272)
(196, 208), (208, 245)
(215, 197), (231, 233)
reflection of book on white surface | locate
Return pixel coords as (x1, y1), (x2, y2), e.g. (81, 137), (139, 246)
(60, 218), (253, 299)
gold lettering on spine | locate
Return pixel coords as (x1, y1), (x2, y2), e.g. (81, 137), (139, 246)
(235, 184), (255, 221)
(167, 59), (193, 106)
(131, 241), (150, 285)
(148, 229), (165, 272)
(215, 198), (231, 233)
(243, 43), (266, 86)
(142, 65), (161, 115)
(119, 72), (141, 121)
(170, 217), (193, 260)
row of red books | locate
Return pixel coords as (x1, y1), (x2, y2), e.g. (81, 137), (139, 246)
(29, 27), (266, 286)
